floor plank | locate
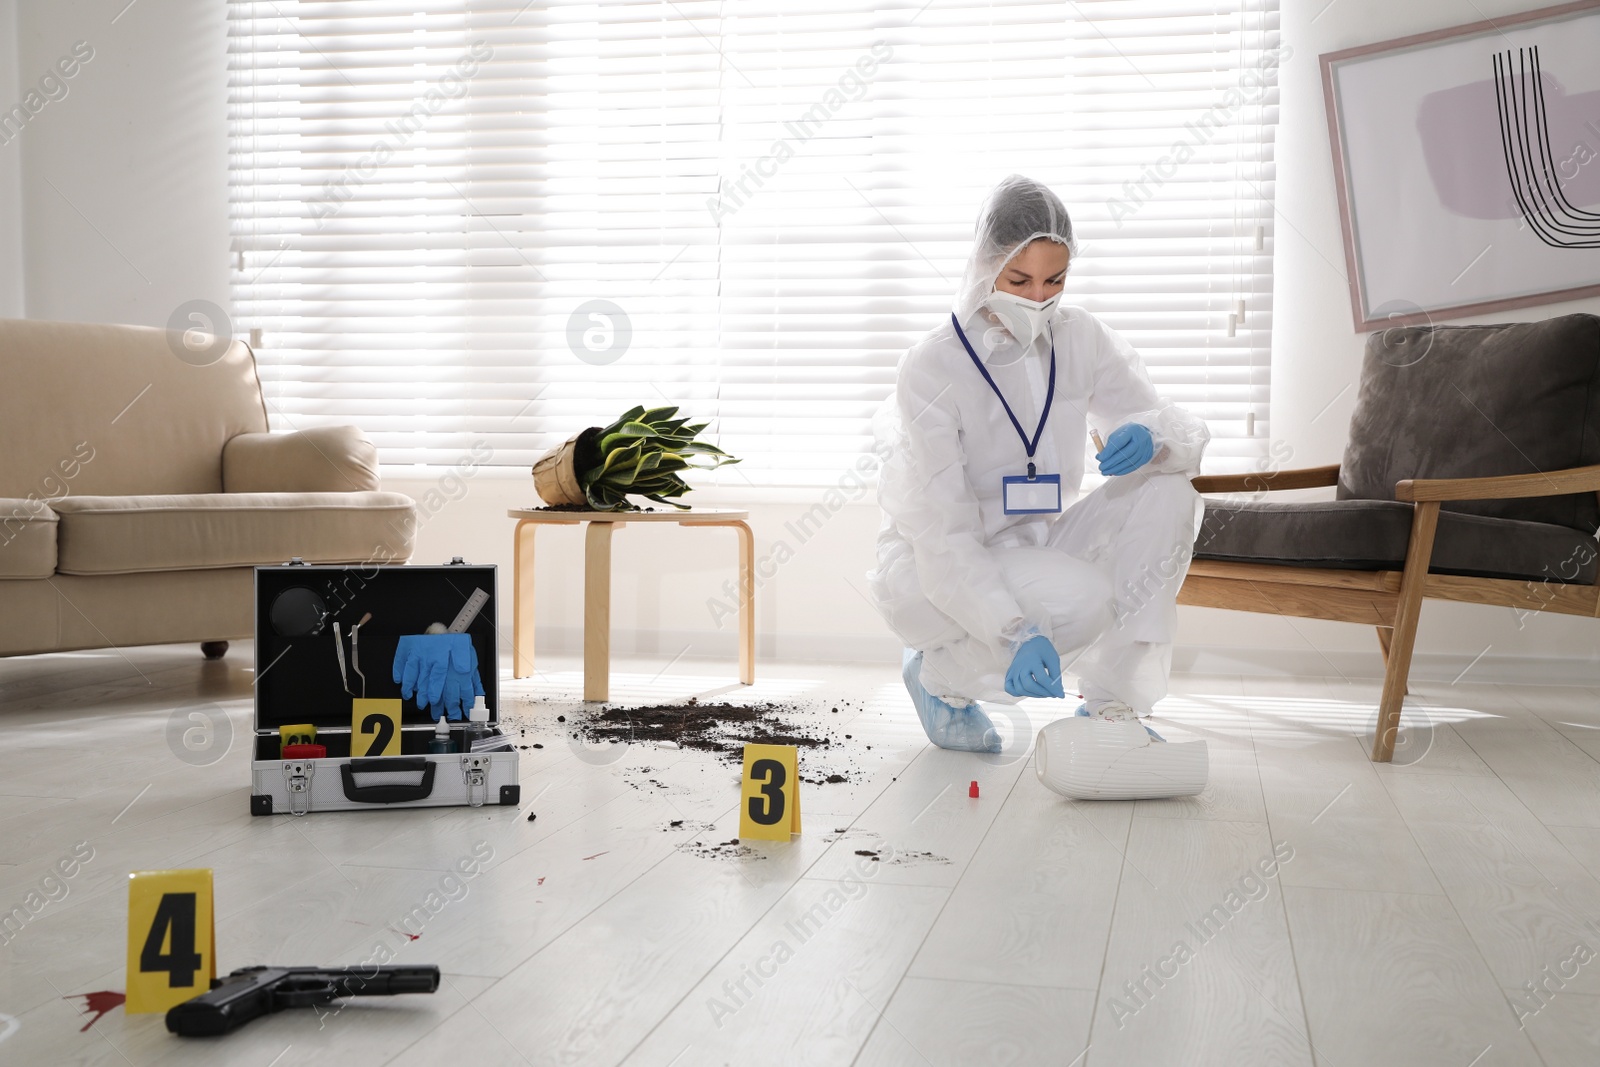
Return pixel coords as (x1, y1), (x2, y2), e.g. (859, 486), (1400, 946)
(853, 978), (1095, 1067)
(1085, 817), (1314, 1067)
(621, 878), (950, 1066)
(1284, 885), (1544, 1067)
(906, 772), (1124, 991)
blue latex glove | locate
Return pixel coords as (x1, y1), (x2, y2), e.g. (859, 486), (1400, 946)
(439, 647), (485, 721)
(1006, 635), (1065, 699)
(393, 634), (481, 721)
(1096, 422), (1155, 476)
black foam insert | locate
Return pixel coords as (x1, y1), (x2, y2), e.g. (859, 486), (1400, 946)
(253, 563), (499, 732)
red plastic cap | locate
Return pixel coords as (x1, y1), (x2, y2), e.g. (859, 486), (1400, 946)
(968, 780), (980, 798)
(282, 743), (327, 759)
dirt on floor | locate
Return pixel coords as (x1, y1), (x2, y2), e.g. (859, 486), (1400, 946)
(561, 697), (882, 784)
(573, 697), (837, 757)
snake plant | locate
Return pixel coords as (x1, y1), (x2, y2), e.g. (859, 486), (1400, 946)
(572, 405), (739, 511)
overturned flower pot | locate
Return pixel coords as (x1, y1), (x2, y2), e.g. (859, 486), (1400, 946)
(530, 406), (738, 512)
(531, 427), (599, 507)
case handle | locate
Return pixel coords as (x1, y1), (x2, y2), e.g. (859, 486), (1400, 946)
(340, 758), (436, 804)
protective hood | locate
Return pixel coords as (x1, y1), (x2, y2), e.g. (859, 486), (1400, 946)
(954, 174), (1079, 329)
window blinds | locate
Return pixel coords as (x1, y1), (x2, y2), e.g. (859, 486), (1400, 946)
(228, 0), (1281, 482)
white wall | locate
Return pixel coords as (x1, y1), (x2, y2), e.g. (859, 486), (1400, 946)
(12, 0), (229, 326)
(12, 0), (1598, 681)
(1233, 0), (1600, 680)
(0, 0), (25, 316)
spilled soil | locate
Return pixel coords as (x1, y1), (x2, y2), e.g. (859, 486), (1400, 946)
(575, 698), (839, 758)
(677, 838), (766, 861)
(534, 696), (878, 785)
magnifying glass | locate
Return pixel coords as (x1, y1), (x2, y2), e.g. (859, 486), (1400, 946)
(268, 587), (328, 638)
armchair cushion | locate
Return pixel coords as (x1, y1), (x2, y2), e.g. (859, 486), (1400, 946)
(0, 498), (59, 578)
(52, 492), (414, 575)
(223, 427), (380, 493)
(1339, 314), (1600, 533)
(1195, 498), (1598, 584)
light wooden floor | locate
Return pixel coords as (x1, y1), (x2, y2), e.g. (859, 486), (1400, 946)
(2, 645), (1599, 1066)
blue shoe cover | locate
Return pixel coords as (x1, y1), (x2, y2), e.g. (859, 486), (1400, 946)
(902, 650), (1001, 753)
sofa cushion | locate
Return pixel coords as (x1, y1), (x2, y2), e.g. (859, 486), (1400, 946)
(1195, 498), (1598, 584)
(1339, 314), (1600, 533)
(0, 498), (58, 578)
(52, 493), (416, 576)
(223, 427), (381, 494)
(0, 318), (269, 498)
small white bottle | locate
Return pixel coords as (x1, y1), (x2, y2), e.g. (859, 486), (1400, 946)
(428, 714), (455, 754)
(463, 696), (491, 751)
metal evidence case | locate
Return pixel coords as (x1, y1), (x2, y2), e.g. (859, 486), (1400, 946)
(250, 561), (519, 816)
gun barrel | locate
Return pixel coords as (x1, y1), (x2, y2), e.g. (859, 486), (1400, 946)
(333, 965), (441, 997)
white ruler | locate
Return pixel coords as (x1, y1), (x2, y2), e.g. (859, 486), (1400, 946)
(447, 587), (490, 633)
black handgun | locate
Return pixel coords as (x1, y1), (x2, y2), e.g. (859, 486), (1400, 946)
(165, 964), (441, 1037)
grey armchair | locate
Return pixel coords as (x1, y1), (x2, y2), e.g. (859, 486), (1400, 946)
(1178, 314), (1600, 762)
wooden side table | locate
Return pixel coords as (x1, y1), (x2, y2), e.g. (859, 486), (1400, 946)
(507, 507), (754, 701)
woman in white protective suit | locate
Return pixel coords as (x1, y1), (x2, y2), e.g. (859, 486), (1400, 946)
(868, 175), (1208, 753)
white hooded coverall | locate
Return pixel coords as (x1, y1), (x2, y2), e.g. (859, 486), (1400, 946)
(867, 180), (1208, 714)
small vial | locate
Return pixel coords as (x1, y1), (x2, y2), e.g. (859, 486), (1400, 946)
(427, 715), (456, 754)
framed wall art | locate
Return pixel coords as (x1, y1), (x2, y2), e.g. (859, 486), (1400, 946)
(1322, 0), (1600, 330)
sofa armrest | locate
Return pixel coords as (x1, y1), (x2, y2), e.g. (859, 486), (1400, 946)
(223, 427), (380, 494)
(1191, 465), (1341, 495)
(1394, 464), (1600, 503)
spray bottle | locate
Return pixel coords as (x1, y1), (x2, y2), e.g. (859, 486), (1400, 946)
(461, 696), (491, 751)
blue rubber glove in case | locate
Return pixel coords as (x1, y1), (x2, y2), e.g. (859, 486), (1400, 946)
(1096, 422), (1155, 476)
(439, 650), (485, 721)
(393, 634), (482, 721)
(1005, 634), (1065, 699)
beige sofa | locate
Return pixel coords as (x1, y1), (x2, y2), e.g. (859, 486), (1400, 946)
(0, 318), (416, 658)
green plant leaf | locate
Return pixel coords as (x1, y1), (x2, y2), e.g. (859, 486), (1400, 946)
(672, 440), (732, 457)
(598, 421), (662, 452)
(585, 481), (636, 511)
(579, 405), (739, 508)
(580, 441), (642, 487)
(596, 405), (647, 440)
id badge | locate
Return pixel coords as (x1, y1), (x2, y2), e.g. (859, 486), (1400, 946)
(1002, 473), (1062, 515)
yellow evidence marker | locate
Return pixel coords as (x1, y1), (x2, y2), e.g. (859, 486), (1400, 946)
(738, 743), (801, 841)
(126, 869), (216, 1014)
(352, 699), (403, 757)
(279, 723), (317, 751)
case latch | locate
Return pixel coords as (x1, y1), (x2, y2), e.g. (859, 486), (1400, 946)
(283, 761), (314, 816)
(460, 754), (491, 808)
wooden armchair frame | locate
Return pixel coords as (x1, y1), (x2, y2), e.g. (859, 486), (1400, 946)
(1179, 464), (1600, 761)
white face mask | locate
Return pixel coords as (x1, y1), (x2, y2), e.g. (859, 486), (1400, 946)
(986, 288), (1060, 345)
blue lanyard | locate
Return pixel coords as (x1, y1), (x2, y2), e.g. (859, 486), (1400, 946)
(951, 313), (1056, 477)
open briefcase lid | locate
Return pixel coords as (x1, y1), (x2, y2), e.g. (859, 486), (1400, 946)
(252, 561), (500, 735)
